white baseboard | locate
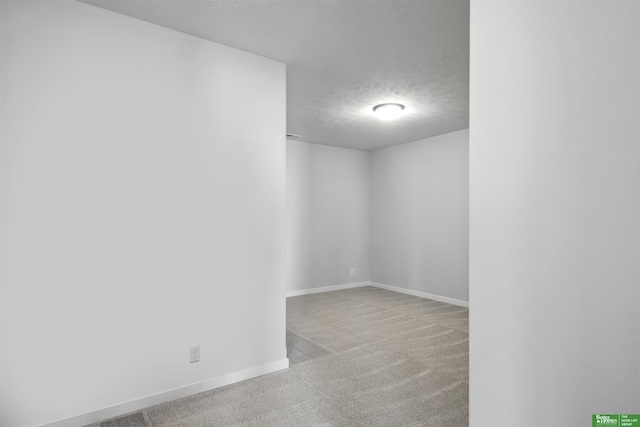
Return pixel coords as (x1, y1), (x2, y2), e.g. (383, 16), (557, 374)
(41, 358), (290, 427)
(287, 281), (468, 308)
(368, 282), (469, 308)
(286, 281), (369, 297)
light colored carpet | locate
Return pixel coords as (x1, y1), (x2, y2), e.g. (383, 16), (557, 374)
(90, 286), (469, 426)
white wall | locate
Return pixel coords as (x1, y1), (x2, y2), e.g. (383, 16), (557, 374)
(1, 1), (286, 426)
(286, 140), (370, 293)
(370, 130), (469, 303)
(470, 1), (639, 425)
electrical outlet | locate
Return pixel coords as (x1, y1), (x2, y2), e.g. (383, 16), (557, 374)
(350, 268), (356, 276)
(190, 346), (200, 363)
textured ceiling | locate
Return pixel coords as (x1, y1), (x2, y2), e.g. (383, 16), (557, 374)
(78, 0), (469, 151)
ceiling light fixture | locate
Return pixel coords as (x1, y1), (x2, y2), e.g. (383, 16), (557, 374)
(373, 103), (405, 121)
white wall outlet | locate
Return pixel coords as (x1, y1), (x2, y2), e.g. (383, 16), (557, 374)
(350, 268), (356, 276)
(189, 346), (200, 363)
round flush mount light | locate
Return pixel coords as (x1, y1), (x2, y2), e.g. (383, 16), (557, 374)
(373, 103), (405, 121)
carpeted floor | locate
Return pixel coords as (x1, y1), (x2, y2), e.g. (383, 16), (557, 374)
(89, 286), (469, 426)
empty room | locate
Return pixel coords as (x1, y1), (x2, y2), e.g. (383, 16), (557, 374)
(1, 1), (638, 427)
